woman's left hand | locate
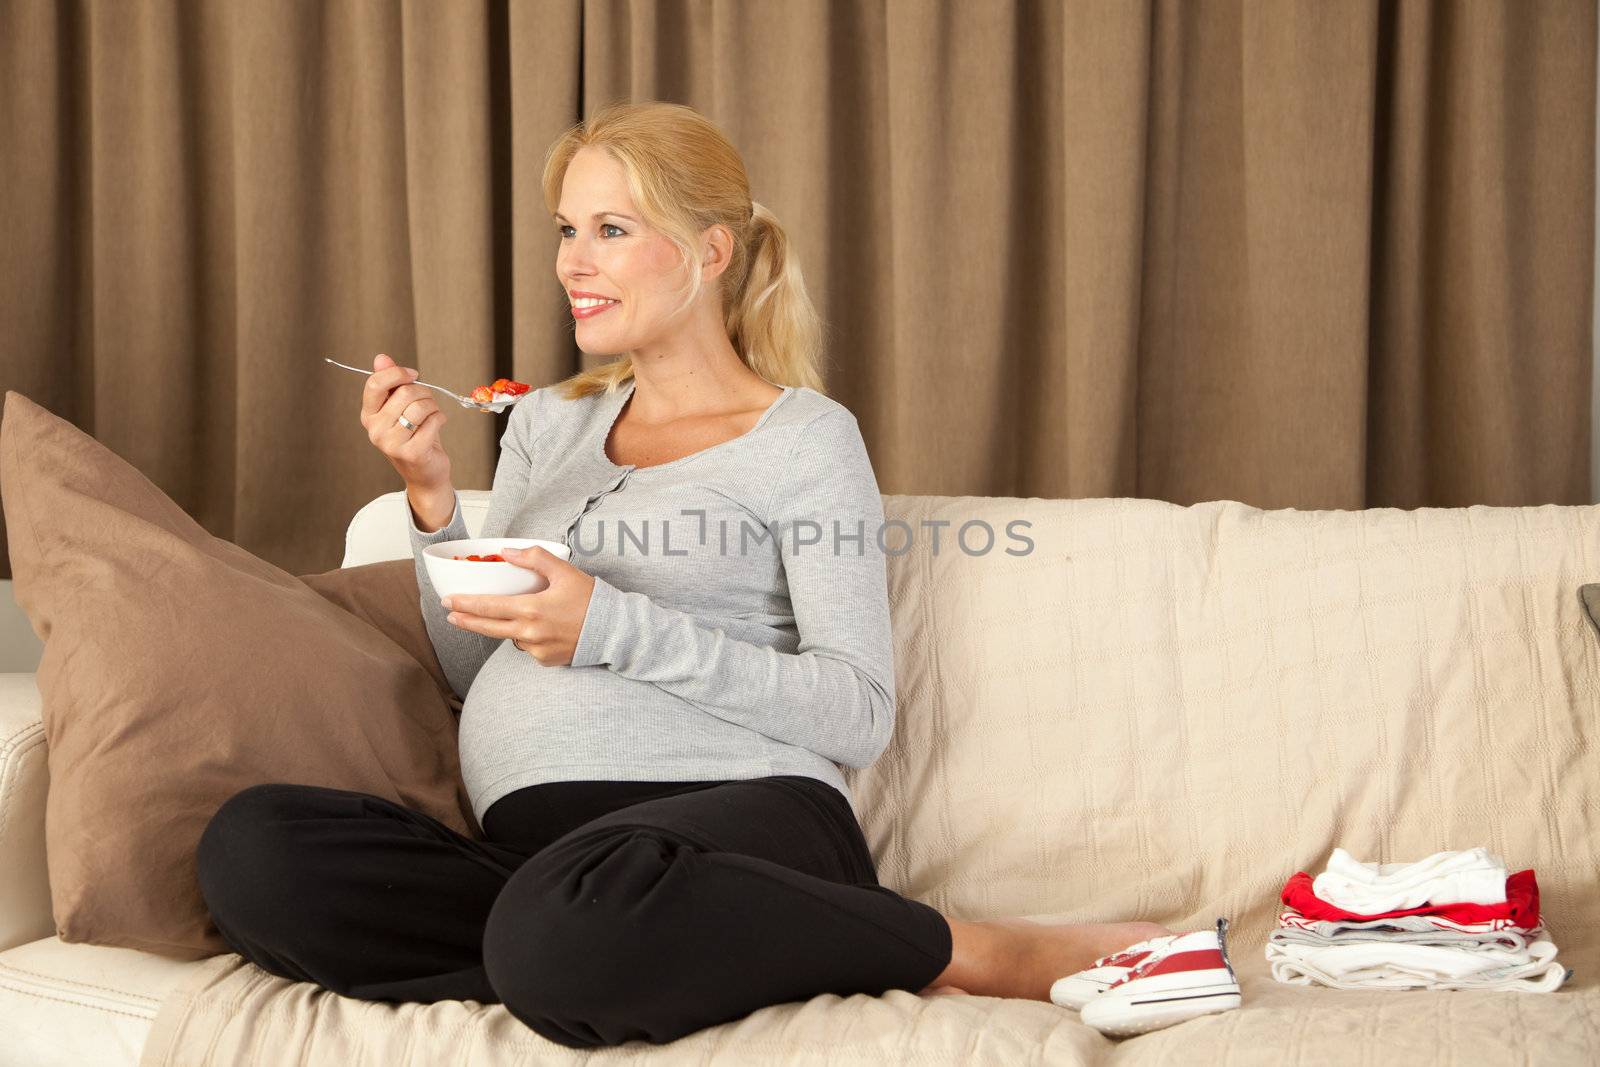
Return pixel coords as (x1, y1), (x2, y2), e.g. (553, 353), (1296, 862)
(440, 546), (596, 666)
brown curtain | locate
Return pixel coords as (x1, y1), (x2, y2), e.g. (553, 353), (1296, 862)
(1, 0), (1594, 583)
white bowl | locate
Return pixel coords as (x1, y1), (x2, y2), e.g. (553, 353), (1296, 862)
(422, 537), (573, 600)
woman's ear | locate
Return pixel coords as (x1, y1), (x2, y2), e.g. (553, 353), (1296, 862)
(700, 223), (735, 282)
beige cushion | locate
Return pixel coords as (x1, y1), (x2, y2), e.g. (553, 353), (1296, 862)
(0, 390), (475, 960)
(299, 559), (461, 713)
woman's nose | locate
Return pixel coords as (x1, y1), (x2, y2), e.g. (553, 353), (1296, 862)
(559, 252), (597, 282)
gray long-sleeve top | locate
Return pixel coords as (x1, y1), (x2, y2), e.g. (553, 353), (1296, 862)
(407, 376), (896, 825)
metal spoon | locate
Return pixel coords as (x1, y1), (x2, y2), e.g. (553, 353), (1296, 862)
(323, 358), (522, 413)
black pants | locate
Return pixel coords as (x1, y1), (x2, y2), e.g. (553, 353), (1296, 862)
(194, 775), (954, 1049)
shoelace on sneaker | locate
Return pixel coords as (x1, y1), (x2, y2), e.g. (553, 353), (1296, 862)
(1092, 938), (1167, 969)
(1111, 951), (1165, 987)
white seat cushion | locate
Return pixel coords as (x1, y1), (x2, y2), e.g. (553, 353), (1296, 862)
(0, 936), (204, 1067)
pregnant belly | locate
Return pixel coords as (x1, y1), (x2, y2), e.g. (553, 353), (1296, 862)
(456, 643), (778, 788)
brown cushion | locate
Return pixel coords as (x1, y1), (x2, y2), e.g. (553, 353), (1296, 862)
(0, 391), (478, 961)
(298, 560), (459, 714)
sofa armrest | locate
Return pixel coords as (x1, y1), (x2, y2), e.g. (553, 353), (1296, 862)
(0, 673), (53, 952)
(342, 488), (492, 568)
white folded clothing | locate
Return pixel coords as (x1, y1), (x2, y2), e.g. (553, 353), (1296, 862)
(1266, 935), (1568, 993)
(1270, 923), (1538, 954)
(1312, 846), (1508, 913)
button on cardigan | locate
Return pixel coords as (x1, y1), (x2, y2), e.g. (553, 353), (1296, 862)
(407, 376), (897, 825)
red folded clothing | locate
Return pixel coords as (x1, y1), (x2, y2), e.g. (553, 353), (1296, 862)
(1281, 868), (1540, 928)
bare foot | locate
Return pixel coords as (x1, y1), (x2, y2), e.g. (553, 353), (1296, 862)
(1006, 919), (1174, 1001)
(919, 919), (1174, 1001)
(915, 915), (1177, 1004)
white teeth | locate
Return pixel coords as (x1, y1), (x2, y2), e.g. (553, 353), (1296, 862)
(573, 297), (619, 308)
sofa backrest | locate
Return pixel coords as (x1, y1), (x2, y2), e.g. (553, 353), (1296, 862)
(345, 490), (1600, 961)
(849, 494), (1600, 962)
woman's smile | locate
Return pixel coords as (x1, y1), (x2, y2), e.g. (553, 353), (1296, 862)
(571, 299), (621, 320)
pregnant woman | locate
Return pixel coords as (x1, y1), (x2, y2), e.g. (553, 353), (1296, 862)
(195, 100), (1171, 1050)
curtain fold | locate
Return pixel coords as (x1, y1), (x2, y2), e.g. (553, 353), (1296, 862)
(1, 0), (1593, 582)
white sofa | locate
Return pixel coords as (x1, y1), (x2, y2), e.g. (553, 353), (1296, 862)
(3, 488), (1597, 1065)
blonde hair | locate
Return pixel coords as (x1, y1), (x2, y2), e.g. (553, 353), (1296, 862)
(541, 101), (827, 401)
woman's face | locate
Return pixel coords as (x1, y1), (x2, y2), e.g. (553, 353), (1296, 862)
(554, 146), (701, 356)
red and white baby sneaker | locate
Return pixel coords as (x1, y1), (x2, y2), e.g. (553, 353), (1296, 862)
(1073, 918), (1242, 1036)
(1049, 933), (1178, 1010)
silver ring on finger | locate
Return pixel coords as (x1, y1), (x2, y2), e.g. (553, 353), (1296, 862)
(396, 398), (422, 431)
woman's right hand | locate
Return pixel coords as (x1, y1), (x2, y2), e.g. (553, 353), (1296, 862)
(361, 353), (452, 490)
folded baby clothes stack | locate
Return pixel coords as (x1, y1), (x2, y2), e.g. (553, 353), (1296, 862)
(1266, 848), (1571, 993)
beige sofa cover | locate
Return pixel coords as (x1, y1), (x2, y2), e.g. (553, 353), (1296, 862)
(5, 490), (1599, 1065)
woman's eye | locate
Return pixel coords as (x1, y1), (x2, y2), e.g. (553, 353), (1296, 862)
(557, 224), (625, 239)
